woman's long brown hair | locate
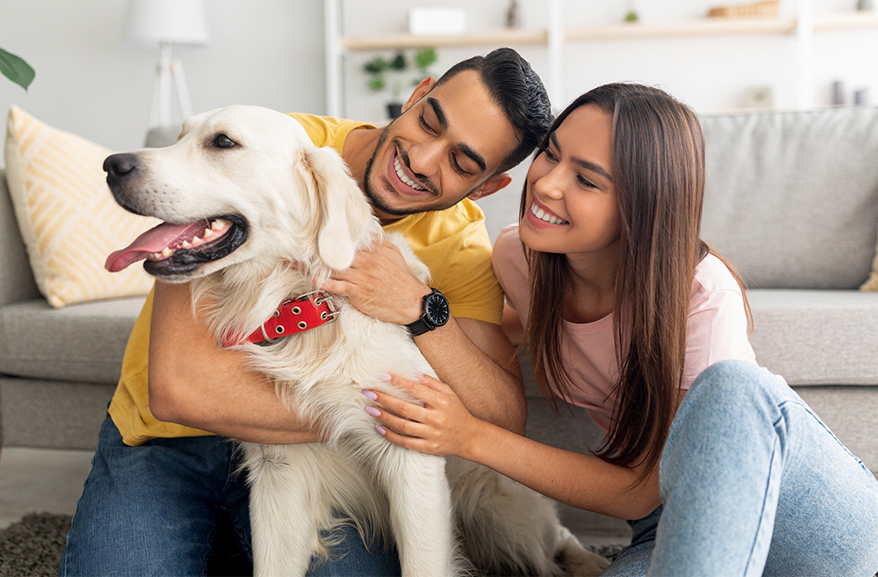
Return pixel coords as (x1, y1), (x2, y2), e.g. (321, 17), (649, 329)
(521, 83), (749, 485)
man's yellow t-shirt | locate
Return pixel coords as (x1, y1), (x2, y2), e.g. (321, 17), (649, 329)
(108, 114), (504, 446)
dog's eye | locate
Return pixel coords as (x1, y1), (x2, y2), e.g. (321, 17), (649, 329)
(212, 134), (237, 149)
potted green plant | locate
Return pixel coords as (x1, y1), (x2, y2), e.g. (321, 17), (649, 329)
(363, 47), (437, 119)
(0, 47), (35, 90)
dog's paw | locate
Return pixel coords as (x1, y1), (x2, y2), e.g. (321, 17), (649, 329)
(564, 552), (610, 577)
(555, 526), (611, 577)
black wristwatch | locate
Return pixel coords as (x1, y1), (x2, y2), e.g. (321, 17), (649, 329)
(405, 288), (450, 337)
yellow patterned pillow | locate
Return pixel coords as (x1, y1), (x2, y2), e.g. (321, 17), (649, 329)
(4, 106), (158, 307)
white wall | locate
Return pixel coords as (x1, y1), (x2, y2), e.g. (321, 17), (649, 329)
(2, 0), (876, 183)
(0, 0), (327, 167)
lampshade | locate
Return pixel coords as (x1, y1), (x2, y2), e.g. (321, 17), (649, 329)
(124, 0), (210, 46)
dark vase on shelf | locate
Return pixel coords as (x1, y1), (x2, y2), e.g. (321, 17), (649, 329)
(387, 103), (403, 119)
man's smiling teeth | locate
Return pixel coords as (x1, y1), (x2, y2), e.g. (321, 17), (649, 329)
(531, 203), (569, 225)
(148, 219), (231, 260)
(394, 154), (426, 191)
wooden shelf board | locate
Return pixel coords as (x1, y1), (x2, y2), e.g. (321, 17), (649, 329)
(338, 12), (878, 51)
(565, 17), (796, 41)
(814, 11), (878, 31)
(341, 28), (547, 50)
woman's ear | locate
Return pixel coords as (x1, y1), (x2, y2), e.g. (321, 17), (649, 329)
(401, 77), (437, 114)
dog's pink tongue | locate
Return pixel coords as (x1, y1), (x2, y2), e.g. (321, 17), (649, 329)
(105, 221), (205, 272)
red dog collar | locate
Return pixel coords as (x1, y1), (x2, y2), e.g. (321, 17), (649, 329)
(223, 291), (338, 347)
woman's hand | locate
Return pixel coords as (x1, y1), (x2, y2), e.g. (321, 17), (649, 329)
(363, 373), (484, 458)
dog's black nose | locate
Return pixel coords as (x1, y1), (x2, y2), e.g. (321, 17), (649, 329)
(104, 153), (140, 186)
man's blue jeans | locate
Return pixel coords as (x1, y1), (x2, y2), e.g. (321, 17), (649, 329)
(59, 417), (400, 576)
(603, 360), (878, 576)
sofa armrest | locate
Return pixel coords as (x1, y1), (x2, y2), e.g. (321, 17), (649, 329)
(0, 168), (40, 308)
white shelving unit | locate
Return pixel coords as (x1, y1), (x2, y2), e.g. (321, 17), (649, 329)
(323, 0), (878, 116)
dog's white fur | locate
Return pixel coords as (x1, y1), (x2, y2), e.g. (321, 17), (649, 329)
(109, 105), (610, 576)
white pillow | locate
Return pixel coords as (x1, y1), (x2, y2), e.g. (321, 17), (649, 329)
(4, 105), (158, 307)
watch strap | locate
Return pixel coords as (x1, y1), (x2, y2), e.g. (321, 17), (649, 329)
(405, 288), (446, 337)
(405, 317), (434, 337)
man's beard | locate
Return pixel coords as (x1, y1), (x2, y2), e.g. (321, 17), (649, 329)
(362, 122), (473, 218)
(362, 124), (413, 217)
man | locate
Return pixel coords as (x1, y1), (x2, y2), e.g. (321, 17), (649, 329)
(60, 48), (552, 576)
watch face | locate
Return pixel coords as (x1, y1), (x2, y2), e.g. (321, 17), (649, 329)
(424, 291), (450, 327)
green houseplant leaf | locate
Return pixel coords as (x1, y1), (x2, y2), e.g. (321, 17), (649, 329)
(414, 47), (437, 71)
(0, 48), (35, 91)
(363, 48), (437, 115)
(388, 53), (407, 71)
(364, 56), (389, 75)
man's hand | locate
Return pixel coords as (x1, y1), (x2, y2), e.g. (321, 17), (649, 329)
(315, 238), (430, 325)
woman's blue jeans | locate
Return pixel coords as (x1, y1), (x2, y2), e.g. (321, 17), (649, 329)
(58, 417), (400, 576)
(603, 360), (878, 576)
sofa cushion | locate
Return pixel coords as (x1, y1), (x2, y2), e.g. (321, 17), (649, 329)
(747, 289), (878, 385)
(0, 376), (116, 450)
(699, 107), (878, 290)
(4, 106), (158, 307)
(0, 296), (145, 384)
(0, 168), (40, 308)
(516, 292), (878, 388)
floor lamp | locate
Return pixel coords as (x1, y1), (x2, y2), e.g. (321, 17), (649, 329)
(124, 0), (210, 146)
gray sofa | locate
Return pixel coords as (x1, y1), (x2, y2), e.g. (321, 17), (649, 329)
(1, 107), (877, 540)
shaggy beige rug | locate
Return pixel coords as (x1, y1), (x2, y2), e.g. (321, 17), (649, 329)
(0, 511), (625, 577)
(0, 513), (69, 577)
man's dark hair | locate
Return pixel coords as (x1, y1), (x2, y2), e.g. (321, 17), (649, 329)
(436, 47), (553, 174)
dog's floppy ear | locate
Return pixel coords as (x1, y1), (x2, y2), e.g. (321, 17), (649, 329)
(300, 146), (374, 271)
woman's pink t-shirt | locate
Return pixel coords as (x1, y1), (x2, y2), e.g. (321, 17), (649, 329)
(492, 224), (757, 434)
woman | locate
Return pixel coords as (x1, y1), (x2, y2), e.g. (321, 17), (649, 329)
(362, 83), (878, 575)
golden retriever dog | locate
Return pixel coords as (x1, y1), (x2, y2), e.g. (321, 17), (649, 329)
(103, 105), (610, 577)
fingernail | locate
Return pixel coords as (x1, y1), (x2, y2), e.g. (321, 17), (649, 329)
(365, 406), (381, 417)
(361, 390), (378, 401)
(375, 425), (387, 436)
(378, 372), (392, 382)
(413, 368), (424, 377)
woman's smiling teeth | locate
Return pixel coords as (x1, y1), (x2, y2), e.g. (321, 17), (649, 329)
(531, 202), (569, 225)
(394, 153), (426, 192)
